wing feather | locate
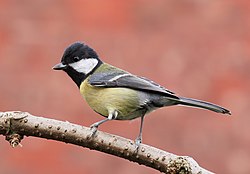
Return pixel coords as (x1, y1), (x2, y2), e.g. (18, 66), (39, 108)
(89, 70), (179, 99)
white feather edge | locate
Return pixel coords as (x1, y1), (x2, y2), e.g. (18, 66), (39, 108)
(108, 73), (131, 82)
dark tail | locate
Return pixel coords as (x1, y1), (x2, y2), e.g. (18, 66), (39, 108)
(178, 97), (231, 115)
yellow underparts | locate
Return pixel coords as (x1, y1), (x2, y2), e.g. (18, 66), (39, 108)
(80, 78), (140, 120)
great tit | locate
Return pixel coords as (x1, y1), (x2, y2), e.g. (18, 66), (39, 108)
(53, 42), (231, 147)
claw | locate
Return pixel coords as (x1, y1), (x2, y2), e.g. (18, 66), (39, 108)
(90, 124), (98, 136)
(135, 136), (142, 151)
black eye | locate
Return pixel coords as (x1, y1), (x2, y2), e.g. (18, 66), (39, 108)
(73, 56), (80, 62)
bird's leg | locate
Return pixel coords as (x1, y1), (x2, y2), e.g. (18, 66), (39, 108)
(90, 118), (110, 135)
(90, 110), (118, 136)
(135, 115), (145, 150)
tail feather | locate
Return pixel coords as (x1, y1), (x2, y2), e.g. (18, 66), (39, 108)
(178, 97), (231, 115)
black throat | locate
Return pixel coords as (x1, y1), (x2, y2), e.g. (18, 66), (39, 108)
(64, 60), (103, 88)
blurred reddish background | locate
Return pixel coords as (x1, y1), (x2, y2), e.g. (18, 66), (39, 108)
(0, 0), (249, 174)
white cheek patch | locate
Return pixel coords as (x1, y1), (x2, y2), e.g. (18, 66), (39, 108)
(69, 58), (98, 74)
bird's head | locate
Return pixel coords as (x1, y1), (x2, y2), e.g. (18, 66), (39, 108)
(53, 42), (102, 87)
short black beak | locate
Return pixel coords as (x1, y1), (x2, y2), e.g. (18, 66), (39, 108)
(53, 63), (67, 70)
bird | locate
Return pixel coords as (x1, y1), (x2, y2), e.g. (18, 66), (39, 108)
(53, 42), (231, 148)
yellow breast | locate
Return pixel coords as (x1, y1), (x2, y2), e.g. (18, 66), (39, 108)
(80, 77), (140, 119)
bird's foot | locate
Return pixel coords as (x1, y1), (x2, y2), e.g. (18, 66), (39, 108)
(90, 123), (98, 136)
(135, 136), (142, 151)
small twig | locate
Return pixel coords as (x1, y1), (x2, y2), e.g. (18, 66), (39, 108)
(5, 133), (23, 147)
(0, 111), (214, 174)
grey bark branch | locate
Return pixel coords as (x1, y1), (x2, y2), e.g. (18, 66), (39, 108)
(0, 111), (213, 174)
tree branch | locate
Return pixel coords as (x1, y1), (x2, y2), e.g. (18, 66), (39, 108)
(0, 111), (213, 174)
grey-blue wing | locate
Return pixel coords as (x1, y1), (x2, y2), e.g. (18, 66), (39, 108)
(89, 71), (179, 99)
